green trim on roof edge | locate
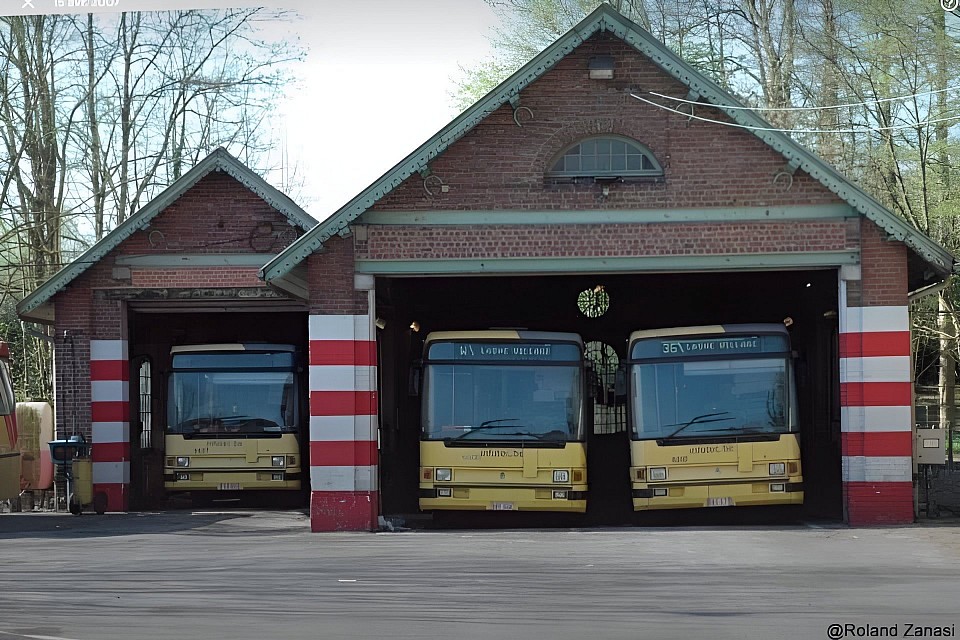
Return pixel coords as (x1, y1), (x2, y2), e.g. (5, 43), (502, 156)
(263, 3), (952, 281)
(17, 147), (318, 318)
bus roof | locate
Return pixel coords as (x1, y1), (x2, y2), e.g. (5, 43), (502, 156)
(629, 323), (789, 343)
(170, 343), (296, 354)
(425, 330), (583, 347)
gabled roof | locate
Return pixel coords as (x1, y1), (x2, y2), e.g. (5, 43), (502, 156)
(261, 3), (955, 284)
(18, 147), (317, 321)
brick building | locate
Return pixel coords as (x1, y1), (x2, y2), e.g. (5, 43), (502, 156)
(19, 5), (955, 530)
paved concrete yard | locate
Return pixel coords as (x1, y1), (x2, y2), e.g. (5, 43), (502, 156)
(1, 511), (958, 640)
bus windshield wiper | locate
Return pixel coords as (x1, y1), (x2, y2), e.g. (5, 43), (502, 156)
(660, 412), (733, 441)
(451, 418), (520, 440)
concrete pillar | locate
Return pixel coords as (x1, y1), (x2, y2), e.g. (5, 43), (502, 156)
(90, 339), (130, 511)
(838, 277), (913, 524)
(307, 314), (379, 531)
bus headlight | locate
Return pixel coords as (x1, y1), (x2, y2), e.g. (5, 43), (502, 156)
(553, 470), (570, 483)
(769, 463), (786, 476)
(648, 467), (667, 481)
(435, 468), (452, 482)
(272, 456), (285, 468)
(176, 457), (190, 468)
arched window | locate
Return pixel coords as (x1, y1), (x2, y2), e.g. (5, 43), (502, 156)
(547, 135), (663, 179)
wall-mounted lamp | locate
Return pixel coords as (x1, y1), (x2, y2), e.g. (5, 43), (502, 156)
(588, 55), (615, 80)
(375, 317), (386, 330)
(409, 321), (421, 333)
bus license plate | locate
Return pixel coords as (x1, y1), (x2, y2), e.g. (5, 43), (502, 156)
(706, 497), (734, 507)
(491, 502), (515, 511)
(219, 483), (241, 491)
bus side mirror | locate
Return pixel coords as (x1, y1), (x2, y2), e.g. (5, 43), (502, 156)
(614, 365), (626, 396)
(408, 362), (422, 396)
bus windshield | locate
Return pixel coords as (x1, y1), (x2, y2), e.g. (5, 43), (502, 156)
(631, 357), (794, 441)
(422, 363), (583, 442)
(167, 352), (297, 436)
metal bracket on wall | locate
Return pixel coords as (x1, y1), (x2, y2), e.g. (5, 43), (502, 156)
(773, 158), (801, 191)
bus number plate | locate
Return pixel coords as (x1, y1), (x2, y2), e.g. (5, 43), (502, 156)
(706, 497), (734, 507)
(219, 483), (241, 491)
(491, 502), (515, 511)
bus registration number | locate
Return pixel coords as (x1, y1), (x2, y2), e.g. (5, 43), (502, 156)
(219, 483), (241, 491)
(491, 502), (515, 511)
(706, 497), (734, 507)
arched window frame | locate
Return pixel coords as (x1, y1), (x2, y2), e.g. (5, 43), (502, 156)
(546, 135), (664, 181)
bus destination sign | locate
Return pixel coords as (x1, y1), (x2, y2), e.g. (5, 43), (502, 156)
(454, 343), (553, 360)
(660, 336), (761, 356)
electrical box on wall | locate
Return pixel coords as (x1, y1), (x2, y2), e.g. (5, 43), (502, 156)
(915, 429), (946, 465)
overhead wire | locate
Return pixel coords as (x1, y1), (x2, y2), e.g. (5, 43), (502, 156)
(629, 93), (960, 134)
(649, 84), (960, 112)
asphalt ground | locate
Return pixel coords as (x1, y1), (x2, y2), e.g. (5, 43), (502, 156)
(0, 510), (958, 640)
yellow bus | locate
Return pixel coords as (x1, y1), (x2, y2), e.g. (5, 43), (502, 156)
(164, 344), (302, 499)
(418, 330), (588, 513)
(624, 324), (803, 510)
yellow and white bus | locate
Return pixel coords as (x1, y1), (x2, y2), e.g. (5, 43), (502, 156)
(164, 344), (302, 498)
(419, 330), (588, 513)
(624, 324), (803, 510)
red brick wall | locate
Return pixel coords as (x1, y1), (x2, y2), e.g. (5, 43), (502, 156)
(370, 34), (844, 214)
(858, 220), (908, 307)
(306, 237), (367, 314)
(360, 220), (850, 261)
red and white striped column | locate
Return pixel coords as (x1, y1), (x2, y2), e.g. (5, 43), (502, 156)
(838, 283), (913, 524)
(308, 315), (378, 531)
(90, 339), (130, 512)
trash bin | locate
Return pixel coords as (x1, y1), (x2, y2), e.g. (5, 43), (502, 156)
(48, 435), (99, 515)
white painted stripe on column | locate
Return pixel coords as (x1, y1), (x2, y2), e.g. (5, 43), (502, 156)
(91, 380), (130, 402)
(93, 461), (131, 485)
(309, 315), (368, 340)
(840, 306), (909, 334)
(310, 415), (378, 442)
(310, 465), (378, 492)
(841, 456), (912, 482)
(840, 406), (912, 433)
(90, 339), (128, 361)
(309, 365), (377, 392)
(92, 422), (131, 443)
(353, 315), (371, 341)
(839, 356), (912, 384)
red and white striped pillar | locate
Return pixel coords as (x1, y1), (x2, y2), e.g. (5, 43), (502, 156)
(90, 339), (130, 512)
(838, 280), (913, 524)
(308, 314), (378, 531)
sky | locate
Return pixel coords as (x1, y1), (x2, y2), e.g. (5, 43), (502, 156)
(262, 0), (502, 218)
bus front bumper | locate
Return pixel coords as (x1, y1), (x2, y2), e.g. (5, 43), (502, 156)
(420, 485), (587, 513)
(164, 470), (302, 492)
(632, 480), (803, 510)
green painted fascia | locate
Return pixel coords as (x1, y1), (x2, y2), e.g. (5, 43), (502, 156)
(264, 4), (954, 282)
(355, 251), (860, 275)
(17, 148), (317, 318)
(356, 204), (854, 226)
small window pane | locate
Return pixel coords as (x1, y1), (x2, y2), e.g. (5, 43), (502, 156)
(597, 155), (610, 171)
(551, 158), (566, 172)
(597, 140), (610, 154)
(565, 156), (581, 172)
(642, 156), (653, 171)
(581, 141), (596, 155)
(612, 141), (626, 155)
(612, 154), (627, 171)
(581, 156), (596, 172)
(627, 155), (642, 170)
